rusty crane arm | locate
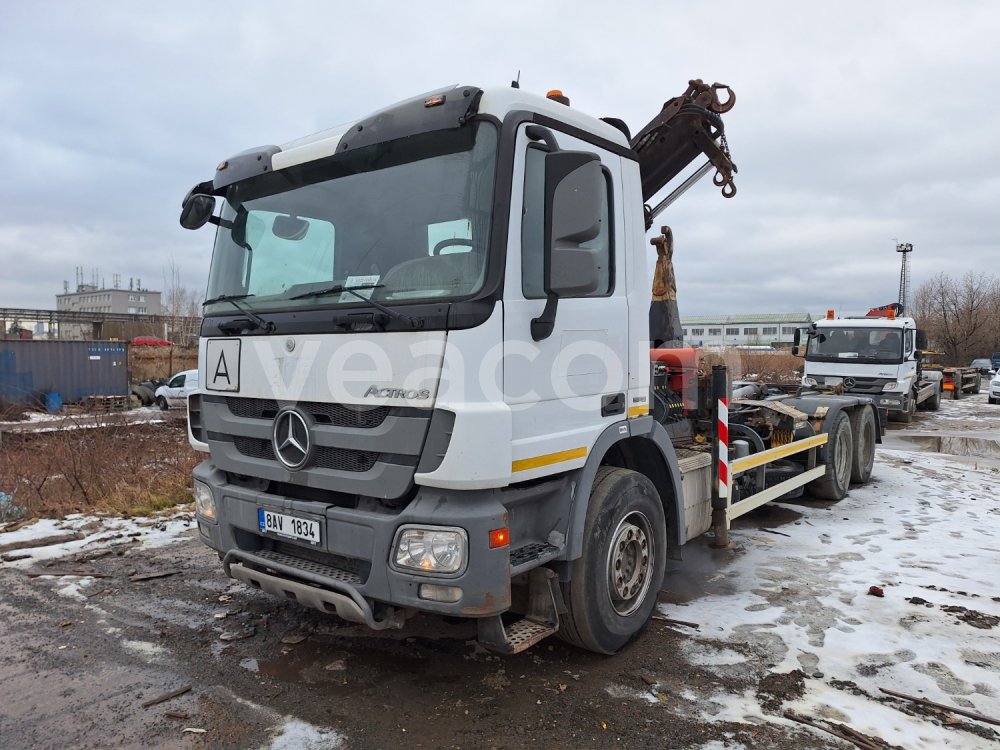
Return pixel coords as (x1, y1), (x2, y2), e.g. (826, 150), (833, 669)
(628, 80), (737, 229)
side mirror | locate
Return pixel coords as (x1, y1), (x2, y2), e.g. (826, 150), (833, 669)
(180, 193), (216, 230)
(531, 150), (604, 341)
(544, 151), (603, 296)
(916, 330), (928, 350)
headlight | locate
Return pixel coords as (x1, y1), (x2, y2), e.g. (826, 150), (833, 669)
(193, 480), (216, 521)
(882, 382), (903, 392)
(392, 526), (468, 575)
(803, 377), (819, 387)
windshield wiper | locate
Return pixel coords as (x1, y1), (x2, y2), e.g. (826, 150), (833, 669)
(203, 293), (275, 333)
(288, 285), (424, 329)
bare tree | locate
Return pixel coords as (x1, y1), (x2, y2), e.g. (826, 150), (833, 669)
(913, 272), (1000, 363)
(162, 258), (201, 346)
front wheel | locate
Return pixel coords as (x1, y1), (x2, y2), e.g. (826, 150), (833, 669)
(926, 384), (941, 411)
(559, 467), (666, 654)
(807, 412), (853, 500)
(156, 396), (169, 411)
(895, 398), (915, 423)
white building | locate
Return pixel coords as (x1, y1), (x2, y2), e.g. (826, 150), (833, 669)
(680, 313), (814, 348)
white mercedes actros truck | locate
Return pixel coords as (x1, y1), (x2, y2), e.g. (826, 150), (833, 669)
(180, 81), (880, 654)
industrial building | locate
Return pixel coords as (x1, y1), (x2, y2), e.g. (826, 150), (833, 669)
(680, 313), (814, 348)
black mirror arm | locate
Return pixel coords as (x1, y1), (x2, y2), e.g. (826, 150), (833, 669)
(526, 125), (559, 151)
(530, 294), (559, 341)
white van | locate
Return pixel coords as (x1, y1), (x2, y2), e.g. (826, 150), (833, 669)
(154, 369), (199, 410)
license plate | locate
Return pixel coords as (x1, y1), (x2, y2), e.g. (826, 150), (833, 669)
(257, 509), (321, 545)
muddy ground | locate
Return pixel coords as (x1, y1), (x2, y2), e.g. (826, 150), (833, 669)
(1, 394), (998, 749)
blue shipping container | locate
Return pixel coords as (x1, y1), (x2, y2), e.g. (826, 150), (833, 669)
(0, 340), (128, 404)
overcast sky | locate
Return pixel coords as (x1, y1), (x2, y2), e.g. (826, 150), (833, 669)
(1, 1), (998, 318)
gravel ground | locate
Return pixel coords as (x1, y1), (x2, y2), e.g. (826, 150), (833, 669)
(0, 394), (997, 749)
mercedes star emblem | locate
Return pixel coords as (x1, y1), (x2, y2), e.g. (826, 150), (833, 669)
(844, 377), (856, 389)
(273, 409), (311, 470)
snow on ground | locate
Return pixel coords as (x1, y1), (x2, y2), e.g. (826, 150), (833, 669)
(0, 406), (165, 432)
(660, 446), (1000, 749)
(0, 508), (196, 568)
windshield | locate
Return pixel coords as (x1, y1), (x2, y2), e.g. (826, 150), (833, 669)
(204, 122), (498, 314)
(806, 326), (905, 364)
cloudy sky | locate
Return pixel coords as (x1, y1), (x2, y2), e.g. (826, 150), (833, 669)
(1, 1), (998, 318)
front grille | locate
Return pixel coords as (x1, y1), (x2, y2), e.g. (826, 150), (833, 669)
(234, 436), (275, 461)
(232, 436), (378, 472)
(226, 397), (390, 428)
(313, 447), (379, 472)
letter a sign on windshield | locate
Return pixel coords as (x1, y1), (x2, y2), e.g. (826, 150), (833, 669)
(205, 339), (241, 392)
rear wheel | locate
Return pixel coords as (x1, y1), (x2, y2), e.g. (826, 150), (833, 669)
(807, 412), (853, 500)
(559, 467), (666, 654)
(849, 407), (876, 484)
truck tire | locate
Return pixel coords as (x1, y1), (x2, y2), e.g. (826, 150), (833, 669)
(132, 385), (155, 406)
(849, 407), (876, 484)
(156, 396), (170, 411)
(807, 412), (853, 501)
(558, 467), (666, 654)
(926, 384), (941, 411)
(896, 398), (915, 423)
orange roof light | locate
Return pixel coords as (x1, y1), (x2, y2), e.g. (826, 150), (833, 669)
(826, 309), (835, 319)
(887, 308), (896, 320)
(488, 527), (510, 549)
(546, 89), (570, 106)
(424, 94), (446, 108)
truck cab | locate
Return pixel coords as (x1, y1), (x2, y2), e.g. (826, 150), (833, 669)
(801, 315), (940, 422)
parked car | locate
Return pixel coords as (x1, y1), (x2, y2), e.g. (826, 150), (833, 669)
(132, 335), (174, 347)
(989, 370), (1000, 405)
(154, 369), (199, 410)
(970, 358), (994, 377)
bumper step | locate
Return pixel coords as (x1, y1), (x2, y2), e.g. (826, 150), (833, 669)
(477, 568), (562, 654)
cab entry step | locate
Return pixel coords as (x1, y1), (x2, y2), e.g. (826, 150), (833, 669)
(476, 568), (561, 654)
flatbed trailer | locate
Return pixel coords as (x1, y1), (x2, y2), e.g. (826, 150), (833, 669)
(937, 366), (981, 399)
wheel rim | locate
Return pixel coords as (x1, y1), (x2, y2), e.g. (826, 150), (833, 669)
(606, 511), (655, 617)
(835, 423), (851, 488)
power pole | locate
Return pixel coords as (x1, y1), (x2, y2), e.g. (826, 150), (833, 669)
(896, 242), (913, 314)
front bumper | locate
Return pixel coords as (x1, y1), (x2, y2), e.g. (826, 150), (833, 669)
(194, 461), (512, 622)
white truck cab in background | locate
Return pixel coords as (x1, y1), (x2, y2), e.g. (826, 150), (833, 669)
(800, 315), (941, 423)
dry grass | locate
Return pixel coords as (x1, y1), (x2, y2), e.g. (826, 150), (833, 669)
(130, 345), (198, 383)
(695, 349), (803, 384)
(0, 417), (200, 518)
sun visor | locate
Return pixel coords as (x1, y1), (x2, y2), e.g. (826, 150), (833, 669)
(213, 145), (282, 191)
(336, 86), (483, 155)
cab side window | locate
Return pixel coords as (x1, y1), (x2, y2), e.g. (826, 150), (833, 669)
(521, 145), (613, 299)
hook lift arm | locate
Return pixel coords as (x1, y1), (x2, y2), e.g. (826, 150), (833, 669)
(629, 80), (737, 229)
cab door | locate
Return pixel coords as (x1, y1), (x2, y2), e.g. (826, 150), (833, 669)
(502, 123), (629, 481)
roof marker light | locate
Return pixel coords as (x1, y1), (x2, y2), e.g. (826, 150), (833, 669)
(546, 90), (570, 106)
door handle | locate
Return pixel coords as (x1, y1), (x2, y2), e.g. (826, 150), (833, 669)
(601, 392), (625, 417)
